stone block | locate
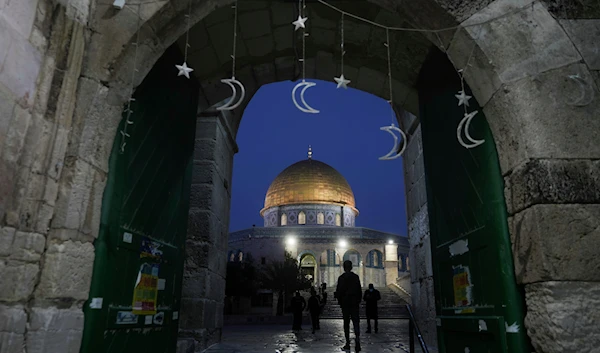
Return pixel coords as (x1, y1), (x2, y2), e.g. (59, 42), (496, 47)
(508, 159), (600, 213)
(311, 29), (335, 51)
(239, 10), (270, 40)
(0, 85), (16, 149)
(184, 239), (210, 270)
(2, 104), (32, 165)
(559, 19), (600, 70)
(51, 158), (106, 239)
(525, 281), (600, 353)
(409, 276), (438, 349)
(0, 226), (16, 257)
(69, 77), (121, 173)
(9, 231), (46, 262)
(408, 206), (430, 249)
(179, 298), (207, 329)
(253, 62), (276, 87)
(35, 240), (94, 300)
(0, 304), (27, 333)
(0, 18), (42, 106)
(181, 268), (211, 300)
(187, 208), (223, 244)
(511, 204), (600, 284)
(412, 236), (433, 280)
(26, 306), (83, 353)
(464, 0), (580, 83)
(0, 260), (39, 301)
(484, 63), (600, 174)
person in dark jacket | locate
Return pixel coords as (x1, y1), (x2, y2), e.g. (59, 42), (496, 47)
(320, 282), (328, 304)
(307, 287), (322, 333)
(290, 291), (306, 331)
(336, 260), (362, 352)
(363, 283), (381, 333)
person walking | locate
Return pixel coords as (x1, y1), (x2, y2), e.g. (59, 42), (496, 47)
(290, 291), (306, 331)
(363, 283), (381, 333)
(320, 282), (328, 304)
(307, 287), (322, 333)
(336, 260), (362, 352)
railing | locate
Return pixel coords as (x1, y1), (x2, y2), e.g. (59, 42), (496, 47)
(406, 304), (430, 353)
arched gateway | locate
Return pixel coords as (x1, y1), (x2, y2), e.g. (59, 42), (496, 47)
(0, 0), (597, 353)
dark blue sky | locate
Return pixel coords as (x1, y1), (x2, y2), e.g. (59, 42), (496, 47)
(229, 79), (407, 235)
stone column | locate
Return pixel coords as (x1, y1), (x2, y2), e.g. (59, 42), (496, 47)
(445, 2), (600, 351)
(384, 244), (399, 287)
(178, 108), (237, 353)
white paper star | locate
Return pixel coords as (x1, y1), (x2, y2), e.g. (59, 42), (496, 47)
(176, 62), (194, 79)
(292, 15), (308, 31)
(334, 74), (351, 89)
(455, 90), (472, 107)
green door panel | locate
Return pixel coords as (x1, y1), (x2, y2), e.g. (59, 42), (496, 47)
(81, 45), (199, 353)
(417, 49), (531, 352)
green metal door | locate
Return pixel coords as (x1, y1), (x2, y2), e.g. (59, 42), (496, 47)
(417, 49), (531, 352)
(81, 46), (199, 353)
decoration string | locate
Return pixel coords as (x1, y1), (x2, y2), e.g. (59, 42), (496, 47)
(301, 0), (306, 81)
(385, 28), (394, 125)
(340, 14), (344, 71)
(231, 0), (238, 79)
(119, 3), (142, 154)
(317, 0), (535, 33)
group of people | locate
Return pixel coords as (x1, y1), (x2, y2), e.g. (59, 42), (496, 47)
(289, 260), (382, 352)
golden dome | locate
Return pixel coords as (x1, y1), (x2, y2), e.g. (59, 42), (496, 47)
(261, 159), (358, 215)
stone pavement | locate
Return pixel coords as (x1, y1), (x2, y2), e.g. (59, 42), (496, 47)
(203, 319), (413, 353)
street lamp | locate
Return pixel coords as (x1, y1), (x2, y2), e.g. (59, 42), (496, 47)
(286, 236), (297, 246)
(388, 239), (394, 244)
(338, 239), (348, 248)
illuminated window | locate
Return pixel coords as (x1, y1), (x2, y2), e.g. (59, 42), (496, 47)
(229, 253), (235, 262)
(298, 211), (306, 225)
(281, 213), (287, 226)
(238, 252), (243, 262)
(317, 212), (324, 224)
(406, 256), (410, 271)
(335, 214), (341, 226)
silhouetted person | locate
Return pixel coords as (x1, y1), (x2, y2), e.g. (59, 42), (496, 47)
(363, 283), (381, 333)
(290, 291), (306, 331)
(336, 260), (362, 352)
(321, 282), (328, 304)
(307, 287), (321, 333)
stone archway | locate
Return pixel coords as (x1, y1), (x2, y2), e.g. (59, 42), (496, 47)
(1, 0), (598, 352)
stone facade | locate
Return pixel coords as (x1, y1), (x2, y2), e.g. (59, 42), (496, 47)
(263, 204), (356, 227)
(0, 0), (597, 353)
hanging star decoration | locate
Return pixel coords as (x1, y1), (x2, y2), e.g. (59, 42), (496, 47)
(334, 74), (351, 89)
(176, 62), (194, 79)
(292, 14), (308, 31)
(455, 90), (472, 107)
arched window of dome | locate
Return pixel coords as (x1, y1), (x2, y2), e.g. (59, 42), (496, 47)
(335, 214), (341, 226)
(238, 251), (244, 262)
(229, 252), (235, 262)
(281, 213), (287, 226)
(317, 212), (324, 224)
(298, 211), (306, 225)
(406, 256), (410, 271)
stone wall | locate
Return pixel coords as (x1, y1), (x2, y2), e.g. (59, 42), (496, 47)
(178, 108), (238, 352)
(402, 124), (437, 350)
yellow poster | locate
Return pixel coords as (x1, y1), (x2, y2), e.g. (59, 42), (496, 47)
(132, 263), (159, 315)
(452, 265), (472, 307)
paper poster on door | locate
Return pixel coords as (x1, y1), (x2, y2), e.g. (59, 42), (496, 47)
(452, 265), (473, 307)
(132, 263), (159, 315)
(140, 237), (163, 260)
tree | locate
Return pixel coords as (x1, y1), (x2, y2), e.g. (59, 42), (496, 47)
(225, 253), (260, 298)
(260, 252), (312, 314)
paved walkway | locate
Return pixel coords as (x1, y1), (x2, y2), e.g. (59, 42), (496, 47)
(204, 319), (412, 353)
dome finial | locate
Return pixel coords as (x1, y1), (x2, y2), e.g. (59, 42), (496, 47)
(308, 145), (312, 160)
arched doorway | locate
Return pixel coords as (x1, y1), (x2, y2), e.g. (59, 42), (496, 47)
(299, 253), (318, 285)
(365, 249), (385, 287)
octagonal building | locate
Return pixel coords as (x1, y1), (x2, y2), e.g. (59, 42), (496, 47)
(228, 150), (409, 293)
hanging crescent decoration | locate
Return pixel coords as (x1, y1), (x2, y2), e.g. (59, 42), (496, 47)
(567, 74), (595, 107)
(457, 110), (485, 149)
(217, 77), (246, 111)
(378, 124), (407, 160)
(292, 80), (320, 114)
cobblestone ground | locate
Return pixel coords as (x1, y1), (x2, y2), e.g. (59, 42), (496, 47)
(205, 319), (411, 353)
